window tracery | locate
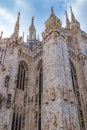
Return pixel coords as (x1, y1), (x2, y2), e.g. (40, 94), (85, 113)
(16, 61), (27, 91)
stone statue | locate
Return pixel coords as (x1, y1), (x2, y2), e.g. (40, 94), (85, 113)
(63, 88), (68, 100)
(52, 115), (58, 130)
(50, 88), (55, 101)
(44, 89), (49, 104)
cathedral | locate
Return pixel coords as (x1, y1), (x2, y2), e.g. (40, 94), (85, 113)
(0, 6), (87, 130)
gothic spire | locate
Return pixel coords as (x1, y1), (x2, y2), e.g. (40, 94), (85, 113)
(29, 16), (36, 40)
(65, 10), (70, 29)
(51, 6), (54, 15)
(70, 6), (75, 23)
(14, 12), (20, 36)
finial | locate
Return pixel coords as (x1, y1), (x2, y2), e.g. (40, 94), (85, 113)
(65, 10), (70, 28)
(18, 12), (20, 20)
(70, 6), (75, 23)
(65, 10), (67, 16)
(0, 31), (3, 39)
(70, 6), (73, 16)
(31, 16), (34, 25)
(51, 6), (54, 14)
(17, 12), (20, 24)
(70, 6), (72, 11)
(14, 11), (20, 36)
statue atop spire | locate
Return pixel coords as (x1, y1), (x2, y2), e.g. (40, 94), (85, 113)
(65, 11), (70, 29)
(14, 12), (20, 36)
(31, 16), (34, 25)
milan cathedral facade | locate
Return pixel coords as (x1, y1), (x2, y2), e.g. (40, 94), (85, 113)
(0, 7), (87, 130)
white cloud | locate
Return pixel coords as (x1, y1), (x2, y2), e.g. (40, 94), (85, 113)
(0, 7), (16, 38)
(15, 0), (28, 9)
(0, 7), (15, 23)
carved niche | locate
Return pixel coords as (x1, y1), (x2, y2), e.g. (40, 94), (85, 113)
(44, 89), (49, 104)
(50, 88), (55, 101)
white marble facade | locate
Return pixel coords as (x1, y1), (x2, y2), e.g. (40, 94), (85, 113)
(0, 7), (87, 130)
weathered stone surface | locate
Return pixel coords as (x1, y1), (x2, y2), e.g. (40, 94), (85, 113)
(0, 7), (87, 130)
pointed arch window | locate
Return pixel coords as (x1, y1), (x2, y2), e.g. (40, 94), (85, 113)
(16, 61), (27, 91)
(70, 60), (85, 130)
(11, 111), (22, 130)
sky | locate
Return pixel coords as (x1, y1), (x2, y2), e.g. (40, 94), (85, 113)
(0, 0), (87, 41)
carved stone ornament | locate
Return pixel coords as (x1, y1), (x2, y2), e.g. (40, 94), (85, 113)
(45, 120), (50, 130)
(50, 88), (55, 101)
(44, 89), (49, 104)
(63, 88), (68, 101)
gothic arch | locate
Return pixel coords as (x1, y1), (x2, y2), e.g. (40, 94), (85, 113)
(69, 59), (85, 130)
(11, 107), (23, 130)
(19, 60), (28, 71)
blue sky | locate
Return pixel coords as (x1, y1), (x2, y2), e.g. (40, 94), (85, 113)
(0, 0), (87, 41)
